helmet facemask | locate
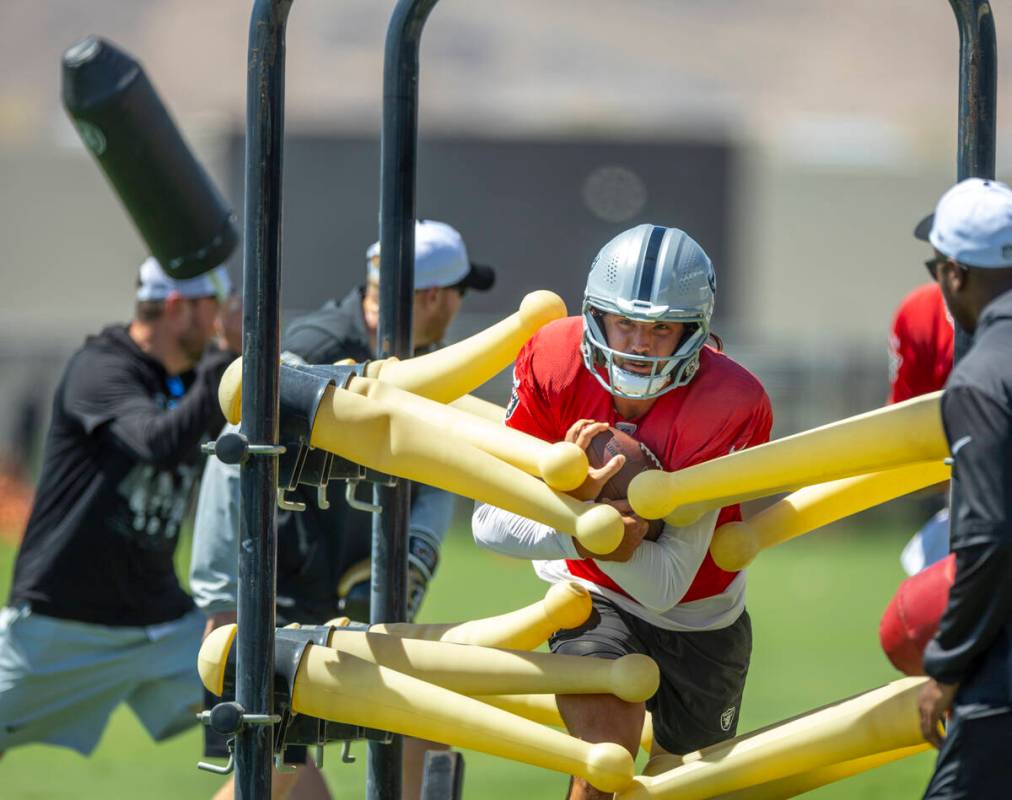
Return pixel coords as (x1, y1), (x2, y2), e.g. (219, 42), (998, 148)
(581, 305), (708, 400)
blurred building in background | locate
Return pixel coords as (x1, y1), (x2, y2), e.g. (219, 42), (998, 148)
(1, 0), (1009, 487)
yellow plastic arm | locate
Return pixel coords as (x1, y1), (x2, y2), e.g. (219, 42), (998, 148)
(449, 394), (506, 423)
(196, 627), (633, 793)
(475, 693), (655, 754)
(692, 744), (930, 799)
(616, 678), (927, 800)
(315, 630), (659, 702)
(629, 393), (946, 524)
(345, 376), (588, 492)
(363, 290), (566, 402)
(372, 582), (592, 650)
(217, 291), (565, 424)
(218, 367), (620, 552)
(710, 460), (950, 570)
(307, 385), (620, 553)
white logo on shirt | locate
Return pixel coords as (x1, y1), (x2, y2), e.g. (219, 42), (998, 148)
(951, 435), (973, 456)
(720, 706), (736, 731)
(505, 367), (521, 421)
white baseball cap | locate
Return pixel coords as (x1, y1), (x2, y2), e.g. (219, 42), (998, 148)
(367, 219), (495, 292)
(136, 256), (233, 302)
(914, 177), (1012, 268)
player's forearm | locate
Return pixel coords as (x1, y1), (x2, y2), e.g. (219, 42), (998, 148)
(595, 511), (716, 612)
(471, 502), (580, 560)
(105, 351), (231, 465)
(924, 538), (1012, 684)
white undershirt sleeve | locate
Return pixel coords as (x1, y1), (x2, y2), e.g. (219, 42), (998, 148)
(472, 502), (580, 560)
(595, 510), (719, 612)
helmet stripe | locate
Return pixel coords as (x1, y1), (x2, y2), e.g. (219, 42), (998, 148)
(636, 225), (666, 301)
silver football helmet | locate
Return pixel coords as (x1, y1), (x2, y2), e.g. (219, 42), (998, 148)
(581, 224), (716, 400)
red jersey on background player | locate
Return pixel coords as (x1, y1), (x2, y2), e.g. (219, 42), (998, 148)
(888, 282), (955, 576)
(888, 282), (954, 404)
(473, 224), (771, 800)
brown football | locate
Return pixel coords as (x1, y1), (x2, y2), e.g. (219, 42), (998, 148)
(586, 427), (665, 541)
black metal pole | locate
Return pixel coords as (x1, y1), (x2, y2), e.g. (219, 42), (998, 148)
(949, 0), (997, 184)
(236, 1), (292, 798)
(947, 0), (997, 363)
(369, 2), (439, 799)
(944, 0), (996, 606)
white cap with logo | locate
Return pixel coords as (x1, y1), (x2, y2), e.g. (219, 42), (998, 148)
(136, 257), (233, 302)
(367, 219), (495, 292)
(917, 178), (1012, 268)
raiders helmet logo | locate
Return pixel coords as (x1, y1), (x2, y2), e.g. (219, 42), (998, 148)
(720, 706), (736, 732)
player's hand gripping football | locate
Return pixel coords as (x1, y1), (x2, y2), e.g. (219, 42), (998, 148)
(565, 419), (650, 562)
(564, 420), (626, 501)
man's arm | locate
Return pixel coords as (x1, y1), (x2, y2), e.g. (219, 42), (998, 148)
(923, 385), (1012, 685)
(67, 347), (234, 467)
(472, 501), (716, 612)
(593, 511), (718, 612)
(472, 502), (581, 560)
(189, 426), (242, 629)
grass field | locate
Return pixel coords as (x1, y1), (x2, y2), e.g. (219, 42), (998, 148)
(0, 518), (936, 799)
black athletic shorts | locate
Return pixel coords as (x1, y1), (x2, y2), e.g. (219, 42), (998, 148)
(548, 593), (752, 755)
(923, 702), (1012, 799)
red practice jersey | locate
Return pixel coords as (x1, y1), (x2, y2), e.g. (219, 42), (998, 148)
(888, 283), (954, 404)
(506, 317), (773, 605)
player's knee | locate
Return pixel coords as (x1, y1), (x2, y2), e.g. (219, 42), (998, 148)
(557, 693), (644, 755)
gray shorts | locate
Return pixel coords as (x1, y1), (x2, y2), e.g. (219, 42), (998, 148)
(549, 593), (752, 755)
(0, 604), (204, 755)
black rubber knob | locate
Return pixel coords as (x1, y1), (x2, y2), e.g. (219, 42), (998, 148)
(209, 701), (245, 735)
(214, 431), (249, 465)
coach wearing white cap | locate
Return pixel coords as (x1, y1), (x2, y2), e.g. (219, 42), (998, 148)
(914, 178), (1012, 799)
(191, 219), (494, 800)
(0, 257), (240, 758)
(363, 219), (495, 352)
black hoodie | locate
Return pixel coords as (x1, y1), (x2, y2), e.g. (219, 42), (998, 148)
(8, 324), (232, 626)
(924, 288), (1012, 701)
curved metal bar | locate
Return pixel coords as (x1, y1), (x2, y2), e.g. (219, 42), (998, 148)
(948, 0), (997, 183)
(372, 4), (440, 798)
(237, 0), (293, 797)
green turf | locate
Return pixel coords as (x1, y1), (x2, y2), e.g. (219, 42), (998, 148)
(0, 520), (935, 798)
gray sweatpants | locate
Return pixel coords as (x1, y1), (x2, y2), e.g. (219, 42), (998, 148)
(0, 604), (204, 755)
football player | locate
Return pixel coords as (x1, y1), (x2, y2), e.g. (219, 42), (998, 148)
(473, 224), (772, 800)
(889, 233), (956, 576)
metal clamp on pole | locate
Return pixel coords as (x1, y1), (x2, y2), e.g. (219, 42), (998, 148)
(196, 701), (282, 776)
(274, 362), (398, 511)
(201, 625), (395, 774)
(202, 431), (286, 464)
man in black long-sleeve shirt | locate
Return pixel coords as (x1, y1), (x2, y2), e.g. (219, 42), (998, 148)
(914, 178), (1012, 800)
(0, 257), (239, 756)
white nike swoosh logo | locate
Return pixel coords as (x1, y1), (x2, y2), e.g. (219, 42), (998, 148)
(951, 435), (973, 455)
